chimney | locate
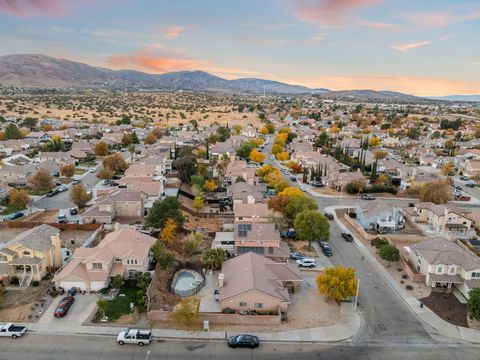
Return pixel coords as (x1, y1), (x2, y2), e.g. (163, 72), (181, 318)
(218, 273), (225, 288)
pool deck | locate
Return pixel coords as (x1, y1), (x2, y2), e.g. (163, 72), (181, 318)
(197, 271), (221, 313)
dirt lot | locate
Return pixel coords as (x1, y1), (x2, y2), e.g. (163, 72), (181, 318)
(421, 292), (468, 327)
(26, 210), (59, 223)
(287, 240), (318, 258)
(59, 230), (96, 250)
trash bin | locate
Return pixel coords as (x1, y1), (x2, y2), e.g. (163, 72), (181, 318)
(203, 320), (209, 332)
(419, 302), (424, 308)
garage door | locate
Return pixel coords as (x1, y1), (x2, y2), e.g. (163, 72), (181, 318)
(60, 281), (86, 291)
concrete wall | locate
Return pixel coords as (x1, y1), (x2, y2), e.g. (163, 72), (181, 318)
(147, 310), (281, 325)
(400, 256), (426, 283)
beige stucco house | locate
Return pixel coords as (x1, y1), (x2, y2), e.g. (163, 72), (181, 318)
(0, 225), (62, 287)
(52, 228), (156, 292)
(218, 252), (302, 313)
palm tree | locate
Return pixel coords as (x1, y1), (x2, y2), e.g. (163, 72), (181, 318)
(202, 248), (226, 270)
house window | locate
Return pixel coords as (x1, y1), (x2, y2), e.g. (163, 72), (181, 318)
(472, 272), (480, 278)
(126, 259), (138, 265)
(239, 302), (247, 307)
(23, 250), (31, 256)
(436, 266), (443, 274)
(448, 267), (456, 275)
(0, 255), (7, 262)
(92, 263), (102, 270)
(254, 303), (263, 309)
(114, 258), (122, 263)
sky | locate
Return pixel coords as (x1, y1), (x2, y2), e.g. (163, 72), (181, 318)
(0, 0), (479, 96)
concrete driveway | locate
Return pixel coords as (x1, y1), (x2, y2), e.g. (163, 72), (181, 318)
(37, 294), (98, 330)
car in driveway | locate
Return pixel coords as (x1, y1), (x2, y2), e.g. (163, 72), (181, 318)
(342, 233), (354, 242)
(54, 296), (75, 318)
(57, 185), (68, 192)
(46, 189), (60, 197)
(466, 183), (476, 188)
(280, 228), (296, 239)
(89, 167), (96, 173)
(460, 176), (469, 181)
(361, 194), (375, 200)
(7, 212), (24, 221)
(296, 258), (316, 268)
(227, 334), (260, 349)
(289, 252), (306, 260)
(69, 208), (78, 215)
(72, 179), (81, 185)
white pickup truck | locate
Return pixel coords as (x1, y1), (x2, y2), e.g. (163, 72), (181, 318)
(0, 323), (27, 338)
(117, 328), (153, 346)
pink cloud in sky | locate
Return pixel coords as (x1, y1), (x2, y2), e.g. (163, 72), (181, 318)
(291, 0), (382, 25)
(359, 21), (400, 30)
(0, 0), (67, 16)
(402, 9), (480, 28)
(162, 25), (183, 39)
(390, 40), (431, 52)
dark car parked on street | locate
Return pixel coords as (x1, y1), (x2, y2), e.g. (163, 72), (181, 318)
(342, 233), (354, 242)
(227, 335), (260, 349)
(289, 252), (306, 260)
(324, 213), (334, 220)
(46, 189), (60, 197)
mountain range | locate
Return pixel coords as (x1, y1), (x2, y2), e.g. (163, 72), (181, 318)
(0, 54), (456, 101)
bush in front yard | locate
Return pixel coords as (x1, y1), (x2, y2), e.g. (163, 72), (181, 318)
(468, 288), (480, 321)
(370, 237), (389, 249)
(9, 276), (19, 285)
(31, 280), (39, 287)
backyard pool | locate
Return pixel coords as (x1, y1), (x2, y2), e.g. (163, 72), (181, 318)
(171, 270), (204, 297)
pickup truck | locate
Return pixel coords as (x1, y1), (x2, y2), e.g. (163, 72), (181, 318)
(0, 323), (27, 338)
(117, 328), (153, 346)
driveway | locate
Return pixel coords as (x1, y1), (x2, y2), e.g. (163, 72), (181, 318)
(197, 272), (221, 312)
(37, 294), (98, 331)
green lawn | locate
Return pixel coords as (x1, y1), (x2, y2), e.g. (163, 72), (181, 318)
(77, 161), (97, 168)
(26, 188), (49, 196)
(0, 204), (26, 215)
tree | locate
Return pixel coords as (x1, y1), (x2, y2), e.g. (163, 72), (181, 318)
(276, 152), (289, 161)
(373, 150), (388, 160)
(111, 274), (124, 289)
(146, 197), (184, 228)
(271, 144), (284, 155)
(96, 299), (109, 320)
(279, 186), (304, 198)
(69, 184), (92, 208)
(97, 167), (113, 180)
(441, 161), (455, 176)
(159, 218), (177, 245)
(60, 163), (75, 178)
(173, 298), (199, 328)
(233, 124), (242, 135)
(121, 133), (134, 147)
(267, 194), (290, 214)
(4, 123), (22, 140)
(8, 189), (31, 209)
(192, 196), (204, 210)
(182, 232), (203, 256)
(191, 175), (205, 187)
(294, 210), (329, 249)
(287, 161), (302, 174)
(103, 153), (128, 173)
(419, 180), (452, 204)
(249, 149), (266, 163)
(315, 132), (329, 147)
(94, 141), (108, 156)
(174, 156), (197, 183)
(29, 168), (53, 192)
(144, 132), (157, 145)
(285, 195), (318, 223)
(202, 248), (226, 270)
(316, 266), (357, 302)
(368, 137), (381, 147)
(151, 241), (176, 269)
(379, 244), (400, 266)
(22, 117), (38, 130)
(378, 173), (389, 185)
(236, 142), (255, 159)
(467, 288), (480, 321)
(204, 179), (217, 194)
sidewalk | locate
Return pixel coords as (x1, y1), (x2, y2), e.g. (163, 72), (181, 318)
(326, 205), (480, 344)
(22, 301), (360, 343)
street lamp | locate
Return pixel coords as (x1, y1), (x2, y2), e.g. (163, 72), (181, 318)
(354, 273), (372, 312)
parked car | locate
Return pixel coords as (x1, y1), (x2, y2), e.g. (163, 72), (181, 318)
(270, 155), (275, 160)
(280, 228), (296, 239)
(361, 194), (375, 200)
(46, 189), (59, 197)
(290, 176), (297, 182)
(267, 188), (276, 196)
(296, 258), (316, 268)
(7, 212), (24, 221)
(319, 242), (333, 256)
(227, 335), (260, 349)
(460, 176), (469, 181)
(289, 252), (306, 260)
(89, 167), (96, 173)
(57, 214), (67, 224)
(408, 202), (416, 207)
(310, 181), (324, 187)
(72, 179), (81, 185)
(300, 186), (307, 191)
(57, 185), (68, 192)
(69, 208), (78, 216)
(54, 296), (75, 318)
(0, 323), (27, 339)
(324, 213), (334, 220)
(117, 328), (153, 346)
(342, 233), (354, 242)
(466, 183), (476, 188)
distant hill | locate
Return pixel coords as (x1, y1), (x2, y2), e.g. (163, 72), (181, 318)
(0, 54), (425, 100)
(426, 95), (480, 102)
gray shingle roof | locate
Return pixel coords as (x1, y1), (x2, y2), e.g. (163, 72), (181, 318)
(1, 224), (59, 252)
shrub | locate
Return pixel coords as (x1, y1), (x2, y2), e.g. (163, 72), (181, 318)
(48, 289), (59, 297)
(367, 185), (398, 195)
(31, 280), (40, 287)
(370, 237), (389, 249)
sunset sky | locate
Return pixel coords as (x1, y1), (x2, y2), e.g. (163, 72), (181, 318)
(0, 0), (479, 96)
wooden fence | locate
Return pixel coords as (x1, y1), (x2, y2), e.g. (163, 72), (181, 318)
(0, 221), (102, 231)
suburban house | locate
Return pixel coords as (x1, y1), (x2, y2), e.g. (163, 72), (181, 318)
(234, 203), (271, 223)
(404, 237), (480, 300)
(226, 182), (266, 204)
(233, 222), (289, 261)
(124, 164), (156, 179)
(225, 160), (257, 185)
(119, 179), (163, 210)
(0, 163), (37, 184)
(406, 202), (474, 240)
(355, 202), (405, 232)
(52, 228), (156, 292)
(81, 189), (144, 224)
(209, 142), (235, 158)
(218, 252), (302, 313)
(0, 225), (62, 287)
(462, 159), (480, 177)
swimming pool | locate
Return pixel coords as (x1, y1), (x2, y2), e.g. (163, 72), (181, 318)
(171, 270), (204, 297)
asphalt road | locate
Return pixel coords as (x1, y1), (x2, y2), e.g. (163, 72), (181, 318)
(1, 333), (479, 360)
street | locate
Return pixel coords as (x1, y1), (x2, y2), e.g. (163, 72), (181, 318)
(1, 333), (479, 360)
